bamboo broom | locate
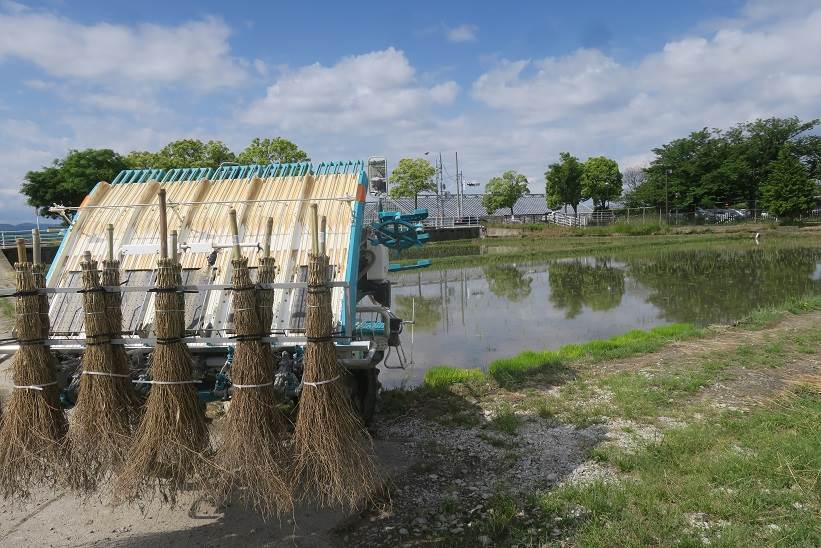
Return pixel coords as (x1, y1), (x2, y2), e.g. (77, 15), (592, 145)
(291, 205), (380, 509)
(116, 189), (210, 504)
(101, 224), (140, 410)
(256, 218), (276, 335)
(68, 248), (138, 492)
(0, 239), (67, 498)
(215, 210), (291, 517)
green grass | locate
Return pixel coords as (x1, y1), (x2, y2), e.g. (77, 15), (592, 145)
(579, 221), (669, 236)
(424, 366), (486, 389)
(537, 388), (821, 546)
(533, 327), (818, 426)
(0, 298), (13, 321)
(489, 403), (521, 435)
(394, 228), (821, 271)
(489, 323), (701, 386)
(736, 294), (821, 329)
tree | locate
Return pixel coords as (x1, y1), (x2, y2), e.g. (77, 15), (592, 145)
(237, 137), (310, 164)
(760, 146), (816, 219)
(125, 139), (235, 169)
(622, 166), (646, 194)
(629, 117), (820, 211)
(582, 156), (622, 210)
(22, 149), (128, 218)
(545, 152), (584, 215)
(388, 158), (437, 208)
(482, 170), (529, 216)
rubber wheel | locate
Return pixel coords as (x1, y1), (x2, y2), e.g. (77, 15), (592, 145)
(350, 369), (379, 425)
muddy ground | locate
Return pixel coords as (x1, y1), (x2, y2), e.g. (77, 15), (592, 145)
(0, 311), (818, 547)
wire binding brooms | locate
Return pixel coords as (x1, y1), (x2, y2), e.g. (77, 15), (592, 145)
(0, 237), (68, 499)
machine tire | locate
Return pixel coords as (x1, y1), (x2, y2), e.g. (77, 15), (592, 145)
(351, 368), (379, 425)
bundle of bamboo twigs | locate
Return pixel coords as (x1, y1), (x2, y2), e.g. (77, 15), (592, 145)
(0, 239), (67, 498)
(117, 189), (210, 504)
(291, 205), (380, 509)
(69, 250), (137, 492)
(216, 211), (291, 517)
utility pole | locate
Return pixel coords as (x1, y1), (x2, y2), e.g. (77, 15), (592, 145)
(438, 152), (444, 227)
(455, 151), (462, 219)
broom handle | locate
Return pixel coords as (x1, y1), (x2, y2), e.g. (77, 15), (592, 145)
(310, 204), (319, 254)
(16, 238), (26, 264)
(228, 209), (241, 260)
(263, 217), (273, 258)
(158, 189), (168, 259)
(107, 224), (114, 262)
(171, 230), (178, 263)
(32, 229), (41, 265)
(320, 216), (327, 256)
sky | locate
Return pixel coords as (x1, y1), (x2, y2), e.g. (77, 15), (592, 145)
(1, 0), (820, 222)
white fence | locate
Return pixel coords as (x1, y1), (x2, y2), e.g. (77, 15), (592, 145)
(553, 211), (615, 227)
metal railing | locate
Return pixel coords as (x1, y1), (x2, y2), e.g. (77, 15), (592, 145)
(0, 228), (66, 249)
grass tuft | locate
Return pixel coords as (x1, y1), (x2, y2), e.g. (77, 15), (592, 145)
(490, 403), (521, 435)
(489, 323), (701, 385)
(423, 366), (486, 389)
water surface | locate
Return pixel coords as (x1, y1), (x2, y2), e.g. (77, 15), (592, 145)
(381, 246), (821, 387)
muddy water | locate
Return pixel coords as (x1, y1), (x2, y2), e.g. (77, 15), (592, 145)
(381, 246), (821, 387)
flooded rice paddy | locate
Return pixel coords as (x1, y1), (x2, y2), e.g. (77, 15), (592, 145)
(382, 245), (821, 387)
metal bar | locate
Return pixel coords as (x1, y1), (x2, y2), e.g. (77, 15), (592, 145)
(1, 281), (352, 296)
(0, 338), (373, 353)
(53, 195), (357, 212)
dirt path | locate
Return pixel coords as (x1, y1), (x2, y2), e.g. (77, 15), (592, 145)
(594, 311), (820, 377)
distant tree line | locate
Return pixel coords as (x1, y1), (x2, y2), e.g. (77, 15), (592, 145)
(623, 117), (821, 219)
(22, 137), (309, 218)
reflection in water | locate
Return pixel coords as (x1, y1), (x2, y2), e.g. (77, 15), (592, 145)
(394, 295), (442, 331)
(548, 258), (625, 319)
(484, 265), (533, 302)
(383, 246), (821, 387)
(627, 248), (821, 324)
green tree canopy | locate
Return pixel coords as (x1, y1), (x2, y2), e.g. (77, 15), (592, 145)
(236, 137), (310, 164)
(388, 158), (437, 208)
(582, 156), (622, 210)
(545, 152), (584, 215)
(22, 149), (128, 218)
(482, 170), (529, 216)
(630, 117), (820, 211)
(760, 146), (816, 219)
(125, 139), (235, 169)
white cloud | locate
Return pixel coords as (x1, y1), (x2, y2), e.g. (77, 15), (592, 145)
(447, 24), (478, 43)
(2, 0), (821, 222)
(0, 8), (247, 90)
(242, 48), (459, 132)
(466, 1), (821, 184)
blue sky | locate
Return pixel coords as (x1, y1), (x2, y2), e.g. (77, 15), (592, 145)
(1, 0), (819, 222)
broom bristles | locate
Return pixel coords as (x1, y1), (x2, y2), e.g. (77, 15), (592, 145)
(0, 261), (67, 499)
(68, 258), (139, 493)
(291, 253), (380, 509)
(215, 256), (292, 517)
(115, 257), (211, 505)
